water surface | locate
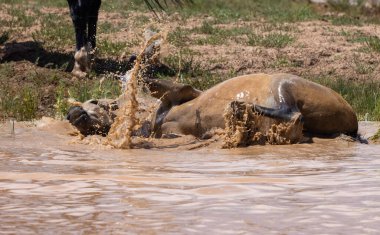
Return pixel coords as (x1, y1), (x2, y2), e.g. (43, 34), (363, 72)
(0, 120), (379, 234)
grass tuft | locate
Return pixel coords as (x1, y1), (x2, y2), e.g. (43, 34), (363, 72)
(0, 31), (9, 45)
(311, 76), (380, 121)
(365, 36), (380, 53)
(248, 32), (294, 48)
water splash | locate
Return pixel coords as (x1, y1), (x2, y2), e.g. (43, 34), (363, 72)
(223, 101), (303, 148)
(106, 33), (164, 149)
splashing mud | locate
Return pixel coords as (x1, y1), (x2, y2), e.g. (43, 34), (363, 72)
(106, 33), (164, 149)
(223, 101), (303, 148)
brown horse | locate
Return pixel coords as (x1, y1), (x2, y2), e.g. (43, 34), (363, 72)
(67, 73), (358, 144)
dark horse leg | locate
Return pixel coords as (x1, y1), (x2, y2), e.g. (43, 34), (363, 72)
(229, 101), (303, 123)
(67, 0), (101, 50)
(67, 0), (101, 77)
(87, 0), (101, 50)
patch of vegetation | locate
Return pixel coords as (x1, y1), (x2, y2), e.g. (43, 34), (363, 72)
(32, 14), (74, 50)
(70, 77), (121, 102)
(161, 49), (228, 90)
(55, 77), (121, 119)
(54, 82), (70, 119)
(7, 7), (36, 28)
(0, 31), (9, 45)
(326, 0), (380, 25)
(99, 21), (122, 34)
(353, 56), (375, 75)
(167, 27), (191, 47)
(0, 62), (121, 121)
(261, 23), (296, 33)
(191, 21), (252, 45)
(97, 39), (133, 57)
(0, 84), (39, 121)
(370, 128), (380, 141)
(331, 15), (362, 26)
(328, 0), (354, 12)
(179, 73), (228, 91)
(163, 49), (203, 78)
(310, 75), (380, 121)
(340, 30), (369, 43)
(247, 32), (294, 48)
(365, 36), (380, 53)
(269, 56), (291, 68)
(102, 0), (146, 12)
(176, 0), (317, 23)
(264, 4), (316, 23)
(0, 0), (71, 7)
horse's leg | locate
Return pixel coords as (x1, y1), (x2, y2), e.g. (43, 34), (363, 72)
(228, 101), (304, 144)
(67, 0), (86, 51)
(87, 0), (101, 50)
(68, 0), (90, 77)
(143, 79), (201, 103)
(229, 101), (303, 122)
(252, 104), (301, 122)
(139, 79), (201, 137)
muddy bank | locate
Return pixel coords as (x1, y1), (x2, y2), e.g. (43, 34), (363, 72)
(1, 118), (379, 151)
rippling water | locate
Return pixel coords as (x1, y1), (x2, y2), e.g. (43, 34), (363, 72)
(0, 121), (379, 234)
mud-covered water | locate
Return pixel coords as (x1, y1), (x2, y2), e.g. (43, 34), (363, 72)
(0, 119), (379, 234)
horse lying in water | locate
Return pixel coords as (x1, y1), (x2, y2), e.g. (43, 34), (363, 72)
(67, 73), (358, 145)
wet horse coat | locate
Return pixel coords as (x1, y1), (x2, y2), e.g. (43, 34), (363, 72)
(158, 73), (358, 137)
(67, 73), (358, 142)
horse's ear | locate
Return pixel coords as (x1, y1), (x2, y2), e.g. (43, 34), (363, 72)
(143, 0), (193, 14)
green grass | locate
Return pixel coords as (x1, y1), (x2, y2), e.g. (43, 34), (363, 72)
(167, 27), (192, 47)
(325, 0), (380, 25)
(370, 129), (380, 141)
(0, 0), (67, 7)
(341, 31), (380, 53)
(247, 32), (294, 48)
(32, 14), (74, 50)
(163, 49), (203, 77)
(311, 76), (380, 121)
(97, 39), (136, 57)
(353, 56), (375, 75)
(340, 30), (369, 43)
(55, 77), (121, 119)
(7, 7), (36, 28)
(365, 36), (380, 53)
(331, 15), (362, 26)
(0, 31), (9, 45)
(190, 21), (252, 45)
(0, 62), (121, 121)
(175, 0), (317, 23)
(0, 84), (39, 121)
(161, 48), (229, 90)
(269, 55), (302, 69)
(189, 21), (296, 47)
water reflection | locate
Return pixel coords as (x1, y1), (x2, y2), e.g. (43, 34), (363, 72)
(0, 123), (379, 234)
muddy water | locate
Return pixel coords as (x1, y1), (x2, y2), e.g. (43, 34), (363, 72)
(0, 120), (380, 234)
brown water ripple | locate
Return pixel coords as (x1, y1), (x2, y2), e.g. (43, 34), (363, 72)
(0, 129), (380, 234)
